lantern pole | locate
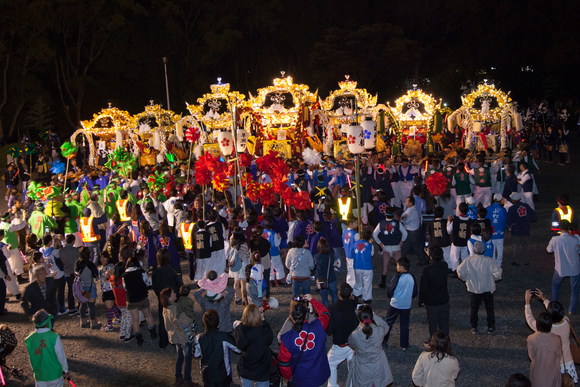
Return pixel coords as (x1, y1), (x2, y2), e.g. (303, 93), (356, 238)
(355, 155), (362, 232)
(163, 57), (171, 110)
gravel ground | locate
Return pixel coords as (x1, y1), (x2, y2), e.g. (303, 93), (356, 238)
(1, 136), (578, 386)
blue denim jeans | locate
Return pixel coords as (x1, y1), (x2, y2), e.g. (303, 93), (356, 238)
(175, 342), (193, 381)
(319, 281), (338, 308)
(551, 271), (580, 313)
(241, 378), (269, 387)
(292, 279), (311, 298)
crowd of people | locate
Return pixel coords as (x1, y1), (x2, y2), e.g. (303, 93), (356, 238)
(1, 125), (577, 387)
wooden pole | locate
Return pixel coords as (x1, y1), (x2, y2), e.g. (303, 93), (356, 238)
(355, 155), (362, 232)
(63, 158), (70, 193)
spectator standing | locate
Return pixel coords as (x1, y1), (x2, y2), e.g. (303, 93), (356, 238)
(326, 283), (359, 387)
(412, 331), (460, 387)
(419, 247), (450, 337)
(546, 220), (580, 314)
(506, 192), (537, 266)
(457, 241), (502, 334)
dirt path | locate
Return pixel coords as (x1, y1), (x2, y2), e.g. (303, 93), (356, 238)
(1, 135), (578, 386)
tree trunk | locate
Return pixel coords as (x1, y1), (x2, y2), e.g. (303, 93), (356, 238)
(8, 101), (25, 139)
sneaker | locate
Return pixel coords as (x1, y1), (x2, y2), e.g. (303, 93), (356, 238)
(58, 309), (68, 316)
(101, 325), (114, 332)
(80, 320), (90, 329)
(68, 309), (79, 316)
(119, 336), (125, 340)
(112, 319), (122, 326)
(487, 327), (496, 334)
(124, 335), (135, 343)
(471, 327), (478, 335)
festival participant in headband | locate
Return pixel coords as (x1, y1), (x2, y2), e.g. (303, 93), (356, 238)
(468, 155), (498, 208)
(25, 309), (70, 387)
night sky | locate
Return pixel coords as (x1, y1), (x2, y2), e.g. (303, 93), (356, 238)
(1, 0), (578, 138)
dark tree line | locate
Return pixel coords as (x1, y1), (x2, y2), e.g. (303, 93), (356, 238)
(1, 0), (578, 140)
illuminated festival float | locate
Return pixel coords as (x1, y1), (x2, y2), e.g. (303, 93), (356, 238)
(320, 75), (381, 158)
(129, 102), (181, 165)
(386, 85), (446, 158)
(186, 78), (245, 158)
(243, 72), (317, 158)
(73, 104), (133, 166)
(447, 80), (522, 151)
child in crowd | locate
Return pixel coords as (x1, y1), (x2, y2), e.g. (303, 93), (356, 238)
(194, 271), (235, 333)
(98, 251), (121, 332)
(109, 263), (132, 341)
(385, 257), (418, 351)
(176, 285), (196, 341)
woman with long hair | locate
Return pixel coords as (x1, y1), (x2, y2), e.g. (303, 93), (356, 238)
(156, 221), (181, 273)
(412, 330), (460, 386)
(74, 247), (99, 329)
(347, 304), (393, 387)
(233, 304), (274, 387)
(160, 287), (195, 386)
(122, 252), (157, 346)
(138, 220), (157, 269)
(278, 294), (330, 387)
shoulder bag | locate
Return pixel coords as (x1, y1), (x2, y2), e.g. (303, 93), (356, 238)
(566, 317), (580, 364)
(316, 255), (331, 290)
(286, 249), (305, 285)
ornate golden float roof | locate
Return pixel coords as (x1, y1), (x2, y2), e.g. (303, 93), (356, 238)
(80, 103), (132, 138)
(186, 78), (245, 130)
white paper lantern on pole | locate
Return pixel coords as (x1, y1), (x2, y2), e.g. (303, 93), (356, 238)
(176, 121), (184, 141)
(361, 120), (377, 150)
(473, 122), (483, 133)
(153, 130), (161, 150)
(346, 124), (365, 154)
(218, 131), (234, 156)
(115, 129), (123, 148)
(236, 129), (248, 152)
(514, 113), (522, 131)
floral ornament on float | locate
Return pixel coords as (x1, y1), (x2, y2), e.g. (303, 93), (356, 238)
(425, 172), (448, 196)
(60, 142), (78, 160)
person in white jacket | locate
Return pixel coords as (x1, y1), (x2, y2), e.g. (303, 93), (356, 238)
(457, 241), (502, 335)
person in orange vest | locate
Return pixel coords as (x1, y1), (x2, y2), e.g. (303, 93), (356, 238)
(551, 194), (577, 234)
(177, 210), (196, 281)
(115, 190), (132, 225)
(79, 208), (107, 264)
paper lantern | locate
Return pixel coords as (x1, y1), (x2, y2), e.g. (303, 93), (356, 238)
(307, 122), (314, 136)
(473, 122), (482, 133)
(175, 121), (184, 141)
(153, 130), (161, 150)
(346, 124), (364, 154)
(236, 129), (248, 152)
(115, 129), (123, 148)
(447, 115), (454, 132)
(361, 120), (377, 150)
(218, 131), (234, 156)
(514, 113), (522, 131)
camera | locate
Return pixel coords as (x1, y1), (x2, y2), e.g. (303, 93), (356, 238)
(530, 289), (539, 295)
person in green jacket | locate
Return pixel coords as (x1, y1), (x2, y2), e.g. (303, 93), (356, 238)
(63, 195), (80, 237)
(29, 203), (57, 240)
(25, 309), (70, 386)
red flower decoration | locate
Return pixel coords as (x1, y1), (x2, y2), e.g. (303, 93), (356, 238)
(239, 153), (253, 168)
(292, 191), (312, 210)
(356, 241), (366, 251)
(256, 151), (279, 175)
(138, 235), (148, 246)
(260, 184), (277, 206)
(246, 182), (260, 203)
(272, 179), (291, 196)
(212, 172), (230, 192)
(348, 135), (356, 144)
(517, 205), (527, 217)
(220, 138), (230, 148)
(185, 127), (200, 143)
(194, 168), (212, 186)
(425, 172), (448, 196)
(379, 203), (387, 214)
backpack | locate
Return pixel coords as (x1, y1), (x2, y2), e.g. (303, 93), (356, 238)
(72, 267), (91, 303)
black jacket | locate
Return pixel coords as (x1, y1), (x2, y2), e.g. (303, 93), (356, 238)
(21, 278), (58, 317)
(196, 330), (237, 386)
(326, 298), (358, 345)
(418, 260), (450, 307)
(152, 264), (182, 296)
(233, 321), (274, 382)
